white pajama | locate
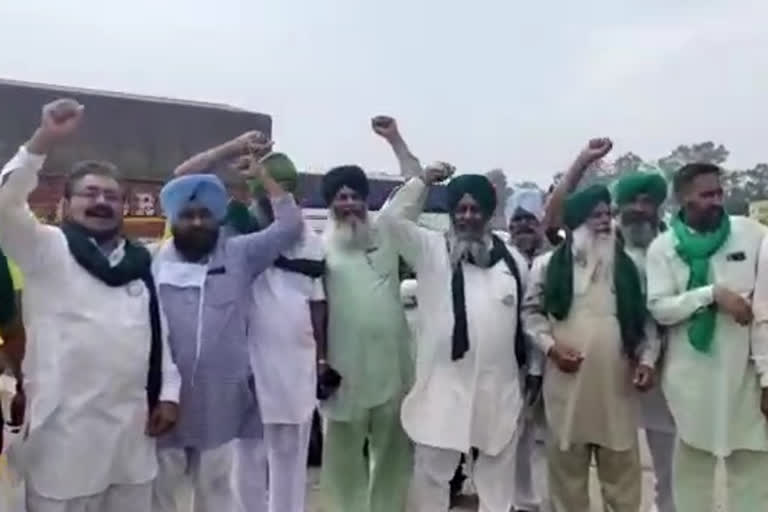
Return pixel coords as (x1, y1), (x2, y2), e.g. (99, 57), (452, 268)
(26, 482), (152, 512)
(153, 442), (239, 512)
(411, 439), (517, 512)
(645, 429), (676, 512)
(236, 421), (312, 512)
(513, 418), (546, 511)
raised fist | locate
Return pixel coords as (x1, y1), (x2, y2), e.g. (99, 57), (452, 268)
(39, 98), (84, 140)
(578, 138), (613, 164)
(371, 116), (400, 139)
(231, 131), (272, 157)
(423, 161), (455, 185)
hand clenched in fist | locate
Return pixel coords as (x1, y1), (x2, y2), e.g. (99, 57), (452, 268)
(28, 98), (84, 154)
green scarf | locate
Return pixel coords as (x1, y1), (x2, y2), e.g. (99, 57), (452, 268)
(0, 247), (16, 326)
(543, 234), (646, 358)
(671, 213), (731, 352)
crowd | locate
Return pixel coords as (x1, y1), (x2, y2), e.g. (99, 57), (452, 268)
(0, 97), (767, 512)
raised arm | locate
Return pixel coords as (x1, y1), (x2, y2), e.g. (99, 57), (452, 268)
(541, 138), (613, 233)
(0, 99), (83, 274)
(172, 131), (273, 177)
(371, 116), (423, 179)
(229, 153), (303, 277)
(646, 238), (717, 326)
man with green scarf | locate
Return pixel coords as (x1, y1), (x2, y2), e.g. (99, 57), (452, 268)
(523, 184), (658, 512)
(646, 162), (768, 511)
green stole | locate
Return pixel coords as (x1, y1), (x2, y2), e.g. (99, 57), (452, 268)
(670, 213), (731, 353)
(543, 233), (646, 358)
(0, 247), (16, 326)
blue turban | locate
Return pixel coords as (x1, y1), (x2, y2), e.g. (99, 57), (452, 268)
(161, 174), (229, 224)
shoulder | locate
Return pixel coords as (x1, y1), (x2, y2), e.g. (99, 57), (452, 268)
(730, 216), (767, 241)
(647, 229), (675, 259)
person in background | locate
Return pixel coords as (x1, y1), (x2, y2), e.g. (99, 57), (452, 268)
(319, 115), (427, 512)
(523, 185), (658, 512)
(151, 163), (302, 512)
(505, 187), (548, 512)
(378, 172), (528, 512)
(233, 150), (326, 512)
(648, 163), (768, 511)
(0, 98), (180, 512)
(613, 171), (676, 512)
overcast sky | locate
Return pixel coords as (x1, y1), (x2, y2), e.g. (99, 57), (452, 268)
(0, 0), (766, 183)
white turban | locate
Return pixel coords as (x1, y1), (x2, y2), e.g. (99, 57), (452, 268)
(505, 187), (544, 222)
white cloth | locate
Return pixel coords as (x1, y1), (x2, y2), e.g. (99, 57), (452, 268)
(513, 417), (545, 511)
(249, 231), (324, 424)
(410, 438), (518, 512)
(647, 216), (768, 456)
(26, 482), (151, 512)
(505, 188), (544, 222)
(0, 147), (180, 500)
(378, 178), (528, 456)
(153, 442), (238, 512)
(235, 421), (312, 512)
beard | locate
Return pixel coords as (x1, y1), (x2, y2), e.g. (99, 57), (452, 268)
(324, 210), (372, 250)
(572, 225), (615, 280)
(447, 228), (492, 269)
(621, 219), (657, 249)
(173, 227), (220, 262)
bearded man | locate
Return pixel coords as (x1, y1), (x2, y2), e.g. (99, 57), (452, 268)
(152, 168), (302, 512)
(319, 158), (430, 512)
(647, 163), (768, 511)
(614, 172), (676, 512)
(0, 99), (181, 512)
(377, 173), (528, 512)
(523, 185), (659, 512)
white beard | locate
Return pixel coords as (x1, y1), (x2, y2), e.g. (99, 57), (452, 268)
(324, 211), (372, 251)
(446, 229), (492, 269)
(572, 225), (615, 283)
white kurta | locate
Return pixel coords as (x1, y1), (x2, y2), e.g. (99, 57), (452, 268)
(0, 147), (181, 500)
(647, 216), (768, 456)
(249, 230), (325, 424)
(378, 178), (528, 456)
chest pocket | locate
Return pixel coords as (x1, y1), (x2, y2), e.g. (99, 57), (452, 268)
(492, 267), (518, 308)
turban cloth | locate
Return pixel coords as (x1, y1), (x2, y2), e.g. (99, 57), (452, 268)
(505, 187), (544, 222)
(446, 174), (497, 217)
(563, 184), (611, 230)
(248, 152), (299, 198)
(614, 172), (668, 207)
(322, 165), (369, 205)
(160, 174), (228, 224)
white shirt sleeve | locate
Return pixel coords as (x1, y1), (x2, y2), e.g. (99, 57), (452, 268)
(521, 253), (556, 355)
(751, 236), (768, 387)
(158, 299), (182, 403)
(0, 146), (64, 275)
(310, 277), (325, 302)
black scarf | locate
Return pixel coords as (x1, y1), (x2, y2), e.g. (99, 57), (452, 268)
(61, 223), (163, 411)
(451, 234), (527, 367)
(0, 247), (17, 326)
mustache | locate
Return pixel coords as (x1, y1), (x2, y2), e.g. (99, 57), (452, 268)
(85, 205), (115, 218)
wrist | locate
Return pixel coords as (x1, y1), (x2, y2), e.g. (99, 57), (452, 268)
(26, 129), (55, 155)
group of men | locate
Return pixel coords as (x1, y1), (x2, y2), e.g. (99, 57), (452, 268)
(1, 96), (768, 512)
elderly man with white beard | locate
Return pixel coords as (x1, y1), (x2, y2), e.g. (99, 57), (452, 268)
(318, 158), (449, 512)
(523, 185), (659, 512)
(376, 173), (529, 512)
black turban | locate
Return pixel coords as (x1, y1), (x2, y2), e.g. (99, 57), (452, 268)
(322, 165), (370, 205)
(446, 174), (497, 217)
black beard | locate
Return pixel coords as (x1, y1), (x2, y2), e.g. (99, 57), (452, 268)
(173, 228), (220, 262)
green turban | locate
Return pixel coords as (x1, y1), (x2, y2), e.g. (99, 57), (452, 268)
(563, 184), (611, 230)
(446, 174), (497, 217)
(615, 172), (668, 207)
(248, 152), (299, 198)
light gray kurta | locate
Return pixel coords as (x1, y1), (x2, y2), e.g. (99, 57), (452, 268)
(524, 247), (659, 451)
(647, 216), (768, 456)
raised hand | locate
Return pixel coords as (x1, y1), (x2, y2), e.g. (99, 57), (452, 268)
(231, 131), (272, 157)
(371, 116), (400, 140)
(423, 161), (455, 185)
(28, 98), (84, 154)
(578, 138), (613, 165)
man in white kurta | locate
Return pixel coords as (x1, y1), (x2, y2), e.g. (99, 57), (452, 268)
(233, 152), (326, 512)
(524, 184), (658, 512)
(379, 173), (528, 512)
(646, 162), (768, 511)
(0, 99), (181, 512)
